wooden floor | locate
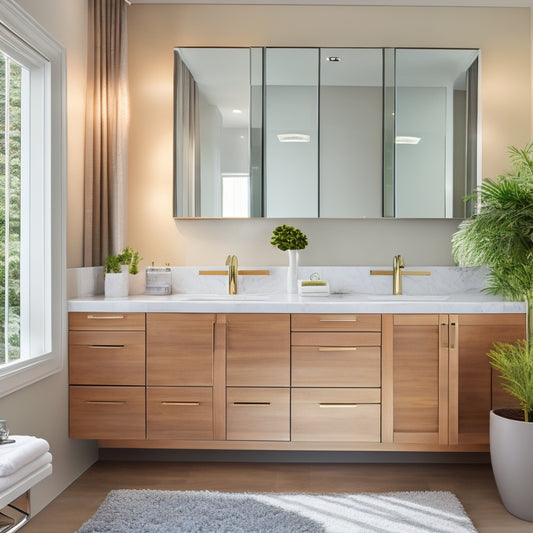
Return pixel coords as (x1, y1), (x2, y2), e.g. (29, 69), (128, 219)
(22, 461), (532, 532)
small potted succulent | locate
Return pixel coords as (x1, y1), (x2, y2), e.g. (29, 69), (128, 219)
(452, 141), (533, 521)
(104, 246), (142, 298)
(270, 225), (308, 294)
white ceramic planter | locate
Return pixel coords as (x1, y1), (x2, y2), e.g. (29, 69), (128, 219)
(104, 272), (129, 298)
(287, 250), (299, 294)
(490, 409), (533, 521)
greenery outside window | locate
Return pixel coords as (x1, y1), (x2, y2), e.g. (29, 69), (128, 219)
(0, 0), (66, 397)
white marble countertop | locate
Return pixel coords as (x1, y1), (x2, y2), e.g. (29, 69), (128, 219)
(68, 291), (525, 314)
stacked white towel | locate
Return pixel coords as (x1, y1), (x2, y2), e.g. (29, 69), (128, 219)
(0, 435), (52, 491)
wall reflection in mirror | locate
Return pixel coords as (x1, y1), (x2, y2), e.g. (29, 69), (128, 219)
(173, 47), (479, 219)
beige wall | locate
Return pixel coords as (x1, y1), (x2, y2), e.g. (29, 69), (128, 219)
(128, 4), (531, 268)
(0, 0), (97, 515)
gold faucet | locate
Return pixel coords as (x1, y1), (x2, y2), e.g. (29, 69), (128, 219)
(392, 254), (405, 295)
(225, 255), (238, 295)
(370, 255), (430, 294)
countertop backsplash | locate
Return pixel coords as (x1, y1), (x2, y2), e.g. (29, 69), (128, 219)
(67, 264), (489, 299)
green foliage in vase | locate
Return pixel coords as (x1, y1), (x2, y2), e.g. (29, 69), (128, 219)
(104, 254), (121, 274)
(117, 245), (143, 274)
(270, 225), (308, 251)
(104, 246), (143, 275)
(452, 141), (533, 421)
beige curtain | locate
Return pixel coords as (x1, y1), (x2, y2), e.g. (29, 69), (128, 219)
(84, 0), (129, 266)
(174, 54), (200, 217)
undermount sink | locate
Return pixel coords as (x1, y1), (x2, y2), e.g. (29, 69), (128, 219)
(367, 294), (450, 301)
(177, 294), (268, 302)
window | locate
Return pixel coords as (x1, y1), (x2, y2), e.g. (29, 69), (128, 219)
(222, 174), (250, 217)
(0, 0), (66, 397)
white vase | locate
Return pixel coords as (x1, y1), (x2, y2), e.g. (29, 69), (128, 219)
(104, 272), (129, 298)
(287, 249), (299, 294)
(490, 409), (533, 521)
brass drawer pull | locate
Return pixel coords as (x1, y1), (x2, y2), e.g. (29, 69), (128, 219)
(232, 402), (271, 407)
(319, 403), (358, 408)
(161, 401), (200, 406)
(87, 315), (125, 319)
(85, 400), (126, 405)
(318, 346), (357, 352)
(88, 344), (125, 349)
(319, 318), (357, 322)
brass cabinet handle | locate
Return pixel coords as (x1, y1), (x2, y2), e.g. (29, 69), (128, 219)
(87, 344), (125, 349)
(319, 403), (359, 408)
(440, 322), (449, 349)
(450, 322), (457, 350)
(161, 401), (200, 406)
(85, 400), (126, 405)
(232, 402), (271, 406)
(87, 315), (125, 319)
(319, 318), (357, 322)
(318, 346), (357, 352)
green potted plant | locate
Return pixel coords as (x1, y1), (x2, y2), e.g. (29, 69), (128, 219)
(104, 246), (143, 298)
(270, 225), (308, 294)
(451, 141), (533, 521)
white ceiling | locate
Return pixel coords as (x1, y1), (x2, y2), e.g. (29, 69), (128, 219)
(132, 0), (533, 7)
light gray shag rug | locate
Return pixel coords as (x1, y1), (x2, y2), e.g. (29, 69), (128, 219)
(77, 489), (477, 533)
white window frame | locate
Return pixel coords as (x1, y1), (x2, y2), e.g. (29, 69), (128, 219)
(0, 0), (66, 397)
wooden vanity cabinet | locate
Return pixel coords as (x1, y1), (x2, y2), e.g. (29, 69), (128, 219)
(68, 312), (146, 440)
(290, 314), (382, 442)
(69, 309), (525, 452)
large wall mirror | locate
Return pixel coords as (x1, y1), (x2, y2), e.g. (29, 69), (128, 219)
(174, 47), (480, 219)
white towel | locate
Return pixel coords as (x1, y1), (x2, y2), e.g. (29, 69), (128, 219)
(0, 435), (50, 477)
(0, 452), (52, 491)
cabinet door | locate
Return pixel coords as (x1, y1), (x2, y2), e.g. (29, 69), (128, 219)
(226, 314), (290, 387)
(450, 314), (525, 445)
(391, 314), (449, 445)
(147, 313), (216, 386)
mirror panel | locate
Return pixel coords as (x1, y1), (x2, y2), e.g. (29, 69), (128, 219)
(319, 48), (383, 218)
(173, 47), (480, 219)
(394, 48), (479, 218)
(264, 48), (319, 217)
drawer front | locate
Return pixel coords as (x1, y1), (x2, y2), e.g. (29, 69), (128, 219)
(147, 387), (213, 440)
(69, 386), (145, 439)
(69, 331), (145, 386)
(291, 388), (381, 442)
(227, 388), (290, 441)
(292, 332), (381, 347)
(292, 346), (381, 387)
(69, 312), (145, 331)
(291, 314), (381, 332)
